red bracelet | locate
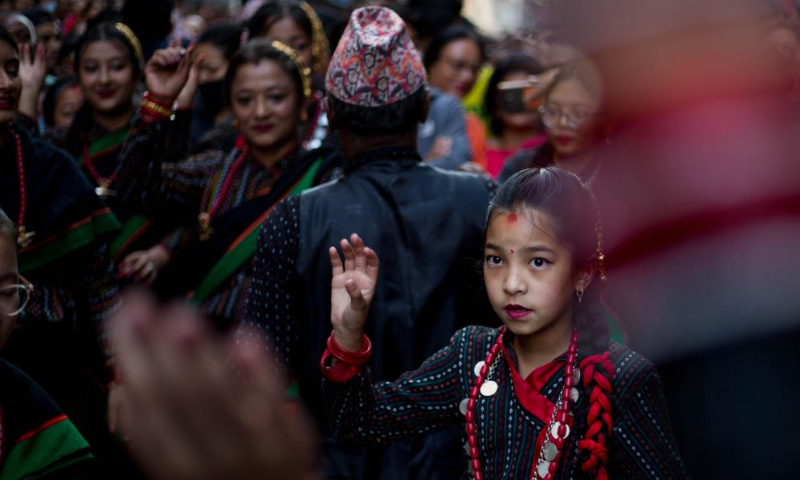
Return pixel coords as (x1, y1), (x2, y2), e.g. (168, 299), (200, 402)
(320, 349), (360, 382)
(326, 331), (372, 366)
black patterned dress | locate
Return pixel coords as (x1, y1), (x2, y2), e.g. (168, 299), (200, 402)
(323, 326), (691, 480)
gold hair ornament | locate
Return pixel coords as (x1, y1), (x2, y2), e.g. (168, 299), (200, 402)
(270, 40), (312, 99)
(299, 1), (330, 74)
(115, 23), (143, 67)
(595, 215), (607, 282)
(572, 169), (608, 282)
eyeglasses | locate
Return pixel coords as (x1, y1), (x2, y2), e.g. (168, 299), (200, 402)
(0, 275), (34, 317)
(539, 105), (600, 130)
(442, 57), (482, 76)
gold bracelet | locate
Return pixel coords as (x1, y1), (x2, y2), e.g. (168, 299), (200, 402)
(141, 99), (172, 117)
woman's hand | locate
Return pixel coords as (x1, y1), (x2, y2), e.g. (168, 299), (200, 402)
(18, 43), (47, 119)
(176, 49), (205, 109)
(144, 45), (198, 102)
(329, 234), (380, 352)
(118, 245), (171, 285)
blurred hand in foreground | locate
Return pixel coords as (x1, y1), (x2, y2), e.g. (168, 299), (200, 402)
(109, 290), (318, 480)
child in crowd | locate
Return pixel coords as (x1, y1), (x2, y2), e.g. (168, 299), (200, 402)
(321, 167), (690, 480)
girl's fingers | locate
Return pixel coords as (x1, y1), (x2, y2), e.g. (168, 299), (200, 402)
(351, 234), (366, 272)
(345, 279), (366, 310)
(191, 53), (205, 74)
(329, 246), (343, 277)
(365, 247), (380, 281)
(119, 256), (140, 276)
(179, 46), (193, 72)
(150, 51), (167, 69)
(341, 238), (356, 271)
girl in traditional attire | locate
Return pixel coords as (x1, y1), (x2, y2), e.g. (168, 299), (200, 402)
(62, 22), (187, 264)
(0, 25), (119, 467)
(322, 167), (691, 479)
(0, 208), (93, 480)
(115, 39), (333, 326)
(246, 0), (331, 150)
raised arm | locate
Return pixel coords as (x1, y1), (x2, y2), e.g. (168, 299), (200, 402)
(17, 43), (47, 121)
(116, 46), (206, 213)
(328, 234), (380, 352)
(321, 235), (464, 445)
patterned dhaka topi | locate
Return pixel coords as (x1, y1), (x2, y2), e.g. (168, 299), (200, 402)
(325, 6), (426, 107)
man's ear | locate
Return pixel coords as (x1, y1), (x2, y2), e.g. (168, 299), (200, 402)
(419, 88), (431, 124)
(326, 97), (338, 130)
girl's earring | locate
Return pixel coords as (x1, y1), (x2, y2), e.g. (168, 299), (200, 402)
(300, 109), (309, 122)
(233, 118), (239, 128)
(576, 288), (584, 305)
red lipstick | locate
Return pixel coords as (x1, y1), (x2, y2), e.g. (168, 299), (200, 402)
(253, 124), (274, 133)
(0, 96), (15, 109)
(504, 304), (532, 320)
(97, 88), (117, 99)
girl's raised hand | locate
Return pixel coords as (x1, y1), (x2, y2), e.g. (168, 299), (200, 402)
(17, 43), (47, 119)
(329, 234), (379, 352)
(144, 45), (196, 101)
(176, 49), (205, 109)
(19, 43), (47, 91)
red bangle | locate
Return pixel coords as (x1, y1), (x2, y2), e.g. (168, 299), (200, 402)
(140, 104), (170, 122)
(320, 349), (360, 382)
(326, 332), (372, 366)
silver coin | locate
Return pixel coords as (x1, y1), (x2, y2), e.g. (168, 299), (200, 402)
(459, 398), (469, 415)
(551, 422), (571, 440)
(473, 360), (485, 377)
(573, 368), (581, 384)
(537, 461), (551, 478)
(570, 387), (580, 403)
(480, 380), (498, 396)
(542, 441), (558, 462)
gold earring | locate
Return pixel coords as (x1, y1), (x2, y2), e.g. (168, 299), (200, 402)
(300, 109), (309, 122)
(233, 118), (239, 128)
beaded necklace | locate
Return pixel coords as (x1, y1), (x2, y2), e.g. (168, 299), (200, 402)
(82, 142), (119, 198)
(197, 137), (250, 241)
(461, 326), (580, 480)
(11, 131), (34, 248)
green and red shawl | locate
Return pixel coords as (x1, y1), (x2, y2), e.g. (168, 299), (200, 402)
(0, 125), (120, 273)
(0, 359), (92, 480)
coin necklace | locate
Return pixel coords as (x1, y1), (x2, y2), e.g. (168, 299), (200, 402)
(461, 326), (580, 480)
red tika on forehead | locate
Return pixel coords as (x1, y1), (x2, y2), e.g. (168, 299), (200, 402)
(506, 212), (518, 224)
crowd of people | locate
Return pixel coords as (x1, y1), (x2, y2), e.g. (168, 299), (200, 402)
(1, 0), (800, 479)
